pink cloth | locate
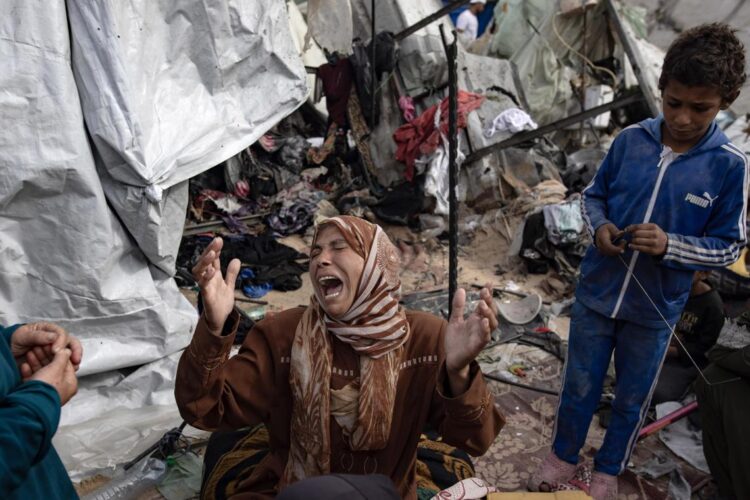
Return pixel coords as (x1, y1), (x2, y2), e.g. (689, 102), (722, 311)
(398, 95), (416, 122)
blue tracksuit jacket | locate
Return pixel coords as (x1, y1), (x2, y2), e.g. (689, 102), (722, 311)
(577, 116), (748, 328)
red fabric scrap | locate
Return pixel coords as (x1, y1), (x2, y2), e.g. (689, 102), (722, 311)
(393, 90), (485, 181)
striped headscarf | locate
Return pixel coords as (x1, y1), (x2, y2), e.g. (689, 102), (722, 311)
(282, 216), (409, 485)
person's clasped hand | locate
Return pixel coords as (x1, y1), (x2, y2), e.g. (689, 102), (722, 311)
(11, 322), (82, 379)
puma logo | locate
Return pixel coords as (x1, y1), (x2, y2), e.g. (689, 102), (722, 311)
(685, 192), (717, 209)
(703, 192), (719, 206)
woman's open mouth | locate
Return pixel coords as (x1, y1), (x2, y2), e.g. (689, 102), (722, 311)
(318, 275), (343, 298)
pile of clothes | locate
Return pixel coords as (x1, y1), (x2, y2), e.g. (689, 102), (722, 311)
(176, 233), (307, 299)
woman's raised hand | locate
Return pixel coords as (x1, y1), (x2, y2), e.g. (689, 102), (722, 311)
(192, 237), (241, 335)
(444, 285), (498, 375)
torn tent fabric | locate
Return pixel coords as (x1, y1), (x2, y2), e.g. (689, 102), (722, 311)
(393, 91), (485, 181)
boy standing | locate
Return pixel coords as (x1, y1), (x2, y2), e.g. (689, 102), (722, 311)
(530, 23), (748, 500)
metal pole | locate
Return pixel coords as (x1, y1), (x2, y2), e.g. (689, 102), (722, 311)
(370, 0), (376, 127)
(603, 0), (660, 117)
(464, 91), (645, 164)
(580, 4), (587, 139)
(440, 25), (459, 316)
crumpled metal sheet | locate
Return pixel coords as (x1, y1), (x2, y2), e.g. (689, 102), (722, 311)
(68, 0), (308, 273)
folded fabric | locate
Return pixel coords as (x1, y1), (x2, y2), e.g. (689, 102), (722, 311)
(393, 90), (484, 181)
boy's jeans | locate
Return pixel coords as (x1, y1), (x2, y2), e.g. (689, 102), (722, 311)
(552, 301), (671, 475)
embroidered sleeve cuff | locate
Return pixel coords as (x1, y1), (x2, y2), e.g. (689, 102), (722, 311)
(437, 361), (492, 422)
(188, 312), (239, 369)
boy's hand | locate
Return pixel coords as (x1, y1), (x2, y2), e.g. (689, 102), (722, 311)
(625, 223), (668, 256)
(595, 223), (626, 256)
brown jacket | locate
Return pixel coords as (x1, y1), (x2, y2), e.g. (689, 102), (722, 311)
(175, 307), (504, 499)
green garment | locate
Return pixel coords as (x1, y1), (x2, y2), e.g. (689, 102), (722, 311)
(0, 324), (78, 499)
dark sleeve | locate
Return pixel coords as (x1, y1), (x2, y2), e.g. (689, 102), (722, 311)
(679, 294), (724, 366)
(0, 325), (62, 492)
(1, 324), (22, 345)
(708, 344), (750, 379)
(174, 311), (277, 431)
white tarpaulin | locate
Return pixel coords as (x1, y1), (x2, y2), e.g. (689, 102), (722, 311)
(305, 0), (354, 56)
(68, 0), (308, 274)
(0, 0), (307, 377)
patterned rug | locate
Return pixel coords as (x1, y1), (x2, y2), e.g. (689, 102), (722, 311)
(474, 342), (710, 499)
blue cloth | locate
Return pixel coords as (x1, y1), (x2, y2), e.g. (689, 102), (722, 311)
(579, 116), (748, 328)
(553, 302), (671, 475)
(239, 268), (274, 299)
(0, 325), (78, 499)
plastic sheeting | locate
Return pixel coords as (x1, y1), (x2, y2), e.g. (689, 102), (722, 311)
(68, 0), (308, 274)
(724, 114), (750, 155)
(349, 0), (526, 189)
(0, 0), (308, 377)
(53, 351), (206, 479)
(494, 1), (663, 125)
(488, 0), (548, 59)
(656, 401), (710, 474)
(543, 197), (584, 246)
(507, 2), (611, 124)
(3, 0), (308, 480)
(287, 0), (329, 118)
(0, 0), (189, 377)
(305, 0), (354, 56)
